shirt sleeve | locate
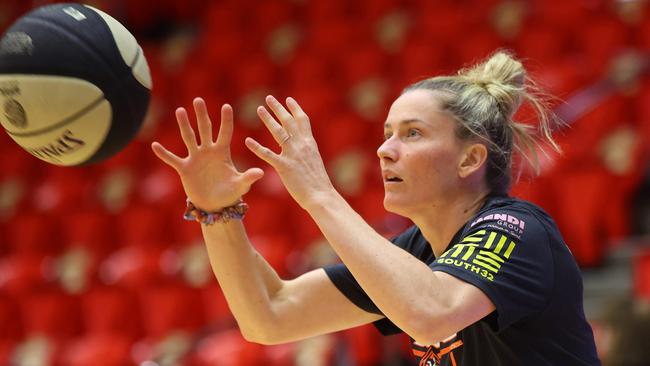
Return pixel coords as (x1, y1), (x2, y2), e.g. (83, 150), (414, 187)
(323, 226), (422, 336)
(429, 207), (554, 331)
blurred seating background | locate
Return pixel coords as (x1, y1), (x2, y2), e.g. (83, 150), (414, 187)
(2, 0), (650, 365)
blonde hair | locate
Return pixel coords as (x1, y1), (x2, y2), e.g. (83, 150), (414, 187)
(404, 50), (561, 194)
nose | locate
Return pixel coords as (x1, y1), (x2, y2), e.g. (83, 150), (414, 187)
(377, 136), (397, 161)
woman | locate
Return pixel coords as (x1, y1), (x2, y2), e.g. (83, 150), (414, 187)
(151, 51), (601, 365)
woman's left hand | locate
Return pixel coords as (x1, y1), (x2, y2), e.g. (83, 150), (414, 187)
(245, 95), (335, 210)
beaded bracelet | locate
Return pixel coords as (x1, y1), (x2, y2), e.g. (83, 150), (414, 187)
(183, 198), (249, 225)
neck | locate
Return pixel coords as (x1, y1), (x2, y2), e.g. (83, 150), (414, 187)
(410, 189), (489, 257)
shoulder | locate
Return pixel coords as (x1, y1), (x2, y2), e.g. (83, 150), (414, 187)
(466, 196), (558, 243)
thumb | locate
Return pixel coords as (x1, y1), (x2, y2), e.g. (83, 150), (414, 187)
(240, 167), (265, 187)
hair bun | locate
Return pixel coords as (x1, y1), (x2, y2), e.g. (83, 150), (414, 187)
(461, 51), (526, 118)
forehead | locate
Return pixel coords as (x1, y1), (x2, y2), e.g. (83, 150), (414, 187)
(385, 89), (454, 129)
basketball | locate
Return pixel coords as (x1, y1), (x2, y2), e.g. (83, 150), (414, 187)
(0, 3), (152, 166)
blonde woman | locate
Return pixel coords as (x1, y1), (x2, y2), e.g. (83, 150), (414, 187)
(152, 51), (600, 365)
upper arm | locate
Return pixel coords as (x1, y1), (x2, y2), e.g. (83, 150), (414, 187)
(420, 271), (495, 343)
(262, 268), (383, 344)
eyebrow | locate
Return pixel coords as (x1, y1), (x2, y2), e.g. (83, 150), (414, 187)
(384, 118), (427, 129)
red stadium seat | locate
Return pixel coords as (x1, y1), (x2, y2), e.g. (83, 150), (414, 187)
(304, 0), (350, 23)
(6, 212), (62, 255)
(250, 0), (296, 35)
(573, 16), (630, 78)
(338, 44), (388, 87)
(0, 293), (23, 342)
(192, 328), (266, 366)
(535, 0), (593, 31)
(115, 204), (172, 247)
(415, 2), (468, 43)
(0, 141), (39, 182)
(395, 35), (452, 87)
(139, 282), (206, 338)
(231, 54), (275, 96)
(30, 165), (99, 213)
(100, 245), (168, 289)
(634, 82), (650, 144)
(283, 86), (342, 129)
(0, 253), (49, 297)
(243, 192), (293, 237)
(249, 234), (292, 277)
(59, 333), (134, 366)
(633, 249), (650, 300)
(313, 113), (373, 160)
(515, 24), (567, 64)
(287, 207), (323, 248)
(20, 287), (83, 341)
(81, 285), (144, 340)
(357, 0), (402, 23)
(528, 58), (583, 98)
(61, 210), (116, 258)
(342, 324), (383, 366)
(306, 19), (362, 57)
(455, 28), (506, 66)
(202, 284), (234, 327)
(0, 340), (15, 366)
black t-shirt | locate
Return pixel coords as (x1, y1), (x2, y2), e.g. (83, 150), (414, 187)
(324, 195), (601, 366)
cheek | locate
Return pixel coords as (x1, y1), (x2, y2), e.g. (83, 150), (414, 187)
(409, 147), (459, 182)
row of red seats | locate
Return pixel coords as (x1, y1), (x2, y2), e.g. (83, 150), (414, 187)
(0, 280), (397, 365)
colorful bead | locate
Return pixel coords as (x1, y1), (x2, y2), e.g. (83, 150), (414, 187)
(183, 199), (249, 225)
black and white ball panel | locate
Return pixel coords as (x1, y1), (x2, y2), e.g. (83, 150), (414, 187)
(0, 75), (111, 166)
(0, 3), (151, 166)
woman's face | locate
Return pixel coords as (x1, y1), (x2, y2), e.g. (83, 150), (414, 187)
(377, 89), (467, 216)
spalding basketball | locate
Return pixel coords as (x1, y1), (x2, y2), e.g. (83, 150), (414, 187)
(0, 3), (152, 166)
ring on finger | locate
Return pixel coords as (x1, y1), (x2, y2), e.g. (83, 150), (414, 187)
(279, 133), (292, 146)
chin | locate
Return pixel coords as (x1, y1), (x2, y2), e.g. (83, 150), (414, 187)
(382, 195), (410, 217)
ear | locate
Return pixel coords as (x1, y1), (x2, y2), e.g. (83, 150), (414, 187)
(458, 143), (488, 178)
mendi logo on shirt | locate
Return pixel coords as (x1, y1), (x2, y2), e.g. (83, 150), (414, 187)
(437, 230), (517, 282)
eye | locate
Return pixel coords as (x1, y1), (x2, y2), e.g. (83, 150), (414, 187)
(383, 131), (392, 140)
(407, 128), (420, 138)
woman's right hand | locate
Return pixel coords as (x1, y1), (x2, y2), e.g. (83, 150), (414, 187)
(151, 97), (264, 211)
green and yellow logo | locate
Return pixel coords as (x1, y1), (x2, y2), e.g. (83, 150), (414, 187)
(437, 230), (516, 281)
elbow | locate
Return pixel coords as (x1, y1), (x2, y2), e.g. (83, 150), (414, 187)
(410, 325), (451, 346)
(403, 311), (453, 346)
(239, 323), (284, 345)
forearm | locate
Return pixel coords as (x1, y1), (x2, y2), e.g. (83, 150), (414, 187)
(200, 220), (284, 340)
(305, 192), (450, 343)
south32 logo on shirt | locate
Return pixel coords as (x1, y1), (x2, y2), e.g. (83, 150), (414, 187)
(436, 229), (518, 282)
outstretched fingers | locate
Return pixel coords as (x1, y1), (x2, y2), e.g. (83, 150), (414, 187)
(285, 97), (311, 133)
(216, 104), (234, 148)
(257, 106), (291, 146)
(151, 142), (183, 171)
(193, 98), (214, 146)
(285, 97), (305, 116)
(176, 107), (199, 153)
(265, 95), (294, 129)
(245, 137), (281, 167)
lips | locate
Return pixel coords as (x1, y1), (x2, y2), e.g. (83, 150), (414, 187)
(382, 170), (403, 183)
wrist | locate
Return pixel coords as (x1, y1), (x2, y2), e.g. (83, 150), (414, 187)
(302, 188), (341, 213)
(184, 198), (249, 225)
(187, 197), (243, 213)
